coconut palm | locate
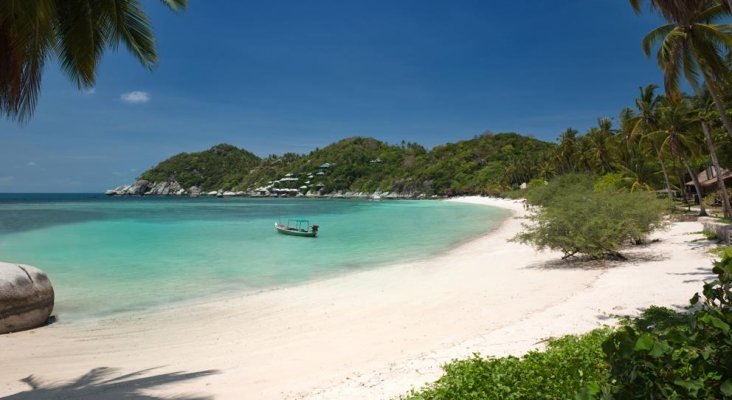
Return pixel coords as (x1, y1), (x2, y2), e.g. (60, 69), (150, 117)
(629, 84), (675, 207)
(629, 0), (732, 142)
(585, 118), (616, 174)
(692, 91), (732, 217)
(616, 107), (657, 192)
(651, 97), (709, 215)
(554, 128), (580, 174)
(0, 0), (186, 122)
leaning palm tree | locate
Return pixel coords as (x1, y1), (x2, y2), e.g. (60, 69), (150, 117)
(692, 91), (732, 217)
(629, 0), (732, 142)
(0, 0), (186, 122)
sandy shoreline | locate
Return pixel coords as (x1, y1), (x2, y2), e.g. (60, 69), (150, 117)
(0, 197), (717, 399)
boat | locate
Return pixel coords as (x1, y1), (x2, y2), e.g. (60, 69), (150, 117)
(275, 219), (319, 237)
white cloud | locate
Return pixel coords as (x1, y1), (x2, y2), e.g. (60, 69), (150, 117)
(0, 176), (14, 186)
(27, 161), (36, 167)
(120, 91), (151, 104)
(82, 88), (96, 95)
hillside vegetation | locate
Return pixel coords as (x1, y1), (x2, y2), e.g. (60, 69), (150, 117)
(137, 133), (555, 195)
(140, 144), (261, 190)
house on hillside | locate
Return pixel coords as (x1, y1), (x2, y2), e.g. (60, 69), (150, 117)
(686, 167), (732, 203)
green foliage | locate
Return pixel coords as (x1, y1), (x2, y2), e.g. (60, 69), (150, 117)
(140, 143), (261, 190)
(594, 173), (631, 193)
(598, 256), (732, 399)
(524, 173), (595, 207)
(704, 231), (720, 241)
(138, 134), (555, 194)
(711, 246), (732, 259)
(402, 329), (612, 400)
(515, 175), (667, 259)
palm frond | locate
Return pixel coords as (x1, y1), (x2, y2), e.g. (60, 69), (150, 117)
(53, 0), (106, 88)
(630, 0), (644, 14)
(657, 29), (686, 98)
(160, 0), (187, 12)
(105, 0), (157, 69)
(0, 0), (56, 122)
(642, 24), (676, 57)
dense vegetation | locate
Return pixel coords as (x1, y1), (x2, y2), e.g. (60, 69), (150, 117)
(140, 144), (261, 190)
(403, 256), (732, 400)
(136, 133), (555, 195)
(514, 174), (668, 259)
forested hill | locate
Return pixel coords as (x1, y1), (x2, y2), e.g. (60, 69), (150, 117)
(140, 144), (261, 190)
(131, 133), (555, 196)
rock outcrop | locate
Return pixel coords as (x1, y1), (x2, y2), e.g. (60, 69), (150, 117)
(0, 262), (54, 334)
(106, 179), (189, 196)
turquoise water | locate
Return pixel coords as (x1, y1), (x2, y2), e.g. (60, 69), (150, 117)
(0, 195), (508, 320)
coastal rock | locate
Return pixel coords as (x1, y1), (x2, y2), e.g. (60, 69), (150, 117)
(126, 180), (150, 195)
(188, 186), (201, 197)
(0, 262), (54, 334)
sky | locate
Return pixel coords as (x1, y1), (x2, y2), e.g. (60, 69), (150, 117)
(0, 0), (666, 192)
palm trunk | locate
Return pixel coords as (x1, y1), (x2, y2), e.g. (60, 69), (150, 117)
(652, 142), (674, 210)
(705, 78), (732, 142)
(678, 176), (690, 204)
(701, 120), (732, 218)
(682, 158), (707, 216)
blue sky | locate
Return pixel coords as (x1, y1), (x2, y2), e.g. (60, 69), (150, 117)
(0, 0), (664, 192)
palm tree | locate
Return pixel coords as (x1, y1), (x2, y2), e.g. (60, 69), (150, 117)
(692, 91), (732, 217)
(630, 84), (675, 207)
(586, 118), (616, 174)
(629, 0), (732, 142)
(0, 0), (186, 122)
(652, 97), (709, 215)
(617, 108), (657, 192)
(554, 128), (579, 174)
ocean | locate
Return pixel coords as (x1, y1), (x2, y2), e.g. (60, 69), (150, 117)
(0, 194), (508, 320)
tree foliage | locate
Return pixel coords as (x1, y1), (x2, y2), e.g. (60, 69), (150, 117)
(514, 174), (667, 259)
(0, 0), (186, 122)
(136, 133), (556, 194)
(140, 143), (260, 190)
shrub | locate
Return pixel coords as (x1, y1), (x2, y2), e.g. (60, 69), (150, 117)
(524, 173), (595, 207)
(513, 189), (667, 259)
(402, 329), (612, 400)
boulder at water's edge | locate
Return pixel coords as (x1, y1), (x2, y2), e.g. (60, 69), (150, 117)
(0, 262), (54, 334)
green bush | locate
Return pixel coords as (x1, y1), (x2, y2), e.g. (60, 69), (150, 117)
(402, 329), (612, 400)
(513, 188), (667, 259)
(524, 173), (595, 207)
(599, 256), (732, 399)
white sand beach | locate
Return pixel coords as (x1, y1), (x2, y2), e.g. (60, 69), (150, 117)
(0, 197), (717, 399)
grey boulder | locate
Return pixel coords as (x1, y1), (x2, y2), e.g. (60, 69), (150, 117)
(0, 262), (54, 334)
